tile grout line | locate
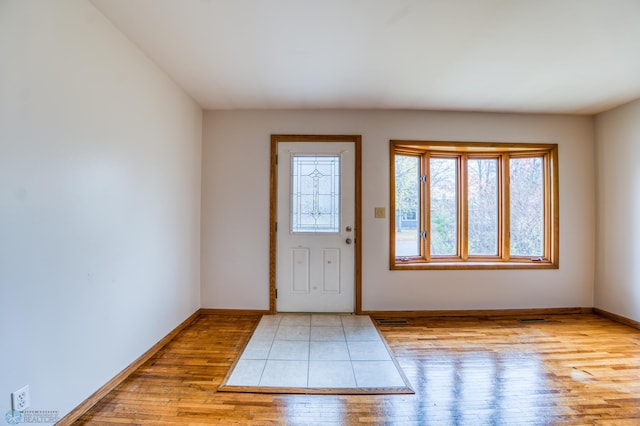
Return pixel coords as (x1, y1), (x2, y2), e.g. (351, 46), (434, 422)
(344, 315), (360, 388)
(257, 315), (280, 387)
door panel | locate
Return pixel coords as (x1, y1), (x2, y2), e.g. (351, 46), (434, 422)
(291, 248), (310, 293)
(322, 248), (340, 293)
(276, 141), (355, 312)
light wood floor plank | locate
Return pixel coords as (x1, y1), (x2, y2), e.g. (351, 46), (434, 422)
(74, 313), (640, 424)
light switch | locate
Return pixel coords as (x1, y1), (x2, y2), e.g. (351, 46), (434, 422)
(374, 207), (386, 218)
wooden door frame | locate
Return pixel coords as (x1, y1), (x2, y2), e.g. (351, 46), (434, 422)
(270, 134), (362, 314)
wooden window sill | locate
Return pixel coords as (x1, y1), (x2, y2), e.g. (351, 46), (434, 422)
(391, 261), (558, 270)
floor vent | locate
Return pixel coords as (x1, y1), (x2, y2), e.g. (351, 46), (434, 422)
(377, 319), (409, 325)
(519, 318), (547, 323)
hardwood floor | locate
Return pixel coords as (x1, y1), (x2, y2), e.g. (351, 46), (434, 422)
(74, 313), (640, 425)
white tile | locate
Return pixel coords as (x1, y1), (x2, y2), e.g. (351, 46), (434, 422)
(226, 313), (409, 390)
(268, 340), (309, 360)
(308, 361), (356, 387)
(343, 325), (380, 341)
(311, 314), (343, 326)
(240, 339), (273, 360)
(347, 340), (392, 361)
(251, 325), (278, 341)
(310, 326), (345, 341)
(309, 341), (350, 361)
(258, 315), (282, 327)
(352, 361), (406, 388)
(275, 325), (310, 340)
(260, 360), (308, 387)
(341, 315), (372, 327)
(279, 314), (311, 326)
(226, 359), (266, 386)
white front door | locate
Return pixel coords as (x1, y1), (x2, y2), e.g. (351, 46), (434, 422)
(276, 141), (355, 312)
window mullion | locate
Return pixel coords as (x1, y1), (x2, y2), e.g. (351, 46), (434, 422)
(549, 147), (559, 264)
(390, 148), (397, 263)
(423, 152), (430, 262)
(543, 152), (551, 260)
(460, 154), (468, 261)
(503, 153), (511, 261)
(497, 154), (504, 260)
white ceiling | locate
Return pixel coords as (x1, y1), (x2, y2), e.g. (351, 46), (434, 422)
(91, 0), (640, 114)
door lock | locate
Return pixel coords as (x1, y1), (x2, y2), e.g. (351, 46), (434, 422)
(345, 238), (353, 245)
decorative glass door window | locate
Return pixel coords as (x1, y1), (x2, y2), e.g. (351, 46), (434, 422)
(291, 155), (341, 233)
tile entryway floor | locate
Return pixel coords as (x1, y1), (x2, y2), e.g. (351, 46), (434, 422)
(221, 314), (412, 393)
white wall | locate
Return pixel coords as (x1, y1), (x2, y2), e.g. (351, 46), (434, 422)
(0, 0), (201, 421)
(201, 110), (594, 311)
(594, 98), (640, 322)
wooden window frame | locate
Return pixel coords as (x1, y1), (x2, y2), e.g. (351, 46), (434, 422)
(390, 141), (559, 270)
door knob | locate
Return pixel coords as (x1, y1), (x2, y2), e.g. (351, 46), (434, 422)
(345, 238), (352, 245)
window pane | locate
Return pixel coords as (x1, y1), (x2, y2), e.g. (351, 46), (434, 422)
(430, 158), (457, 256)
(510, 157), (544, 256)
(395, 155), (420, 257)
(291, 155), (340, 233)
(467, 158), (498, 256)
